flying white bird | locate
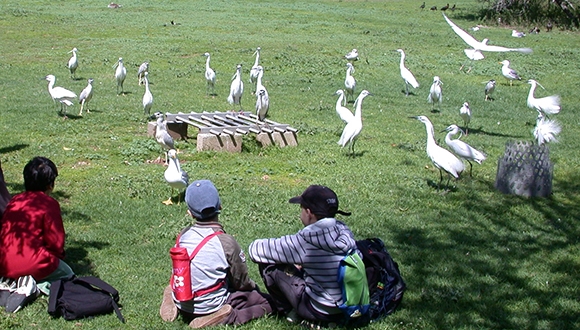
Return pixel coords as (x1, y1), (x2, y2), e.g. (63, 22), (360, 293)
(45, 74), (77, 116)
(396, 49), (419, 96)
(413, 115), (465, 189)
(344, 62), (356, 103)
(153, 112), (175, 164)
(459, 102), (471, 134)
(203, 53), (216, 96)
(137, 62), (149, 85)
(533, 113), (561, 145)
(338, 90), (371, 156)
(249, 47), (262, 86)
(527, 79), (561, 116)
(345, 48), (359, 61)
(511, 30), (526, 38)
(163, 149), (189, 205)
(428, 76), (443, 110)
(443, 124), (486, 176)
(142, 72), (153, 115)
(484, 79), (496, 101)
(78, 78), (94, 116)
(499, 60), (522, 86)
(67, 48), (78, 79)
(334, 90), (354, 124)
(443, 13), (532, 71)
(254, 66), (269, 121)
(113, 57), (127, 95)
(227, 64), (244, 109)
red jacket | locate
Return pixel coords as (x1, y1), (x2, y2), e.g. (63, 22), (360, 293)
(0, 191), (65, 279)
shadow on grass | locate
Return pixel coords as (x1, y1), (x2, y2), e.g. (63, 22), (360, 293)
(0, 143), (29, 154)
(66, 239), (111, 276)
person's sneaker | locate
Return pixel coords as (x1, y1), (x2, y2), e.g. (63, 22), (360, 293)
(159, 285), (178, 322)
(0, 277), (16, 307)
(5, 275), (38, 313)
(286, 309), (302, 323)
(189, 304), (232, 328)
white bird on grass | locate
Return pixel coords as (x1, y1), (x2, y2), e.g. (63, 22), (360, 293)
(511, 30), (526, 38)
(344, 63), (356, 103)
(163, 149), (189, 205)
(45, 74), (77, 116)
(484, 79), (496, 101)
(153, 112), (175, 164)
(203, 53), (216, 96)
(67, 48), (78, 79)
(533, 113), (561, 145)
(443, 124), (486, 176)
(396, 49), (419, 96)
(113, 57), (127, 95)
(142, 72), (153, 115)
(499, 60), (522, 86)
(137, 62), (149, 85)
(428, 76), (443, 110)
(345, 48), (359, 61)
(443, 13), (532, 72)
(412, 116), (465, 189)
(334, 90), (354, 124)
(527, 79), (561, 116)
(78, 78), (94, 116)
(338, 90), (371, 157)
(255, 66), (269, 121)
(249, 47), (261, 86)
(459, 102), (471, 134)
(227, 64), (244, 110)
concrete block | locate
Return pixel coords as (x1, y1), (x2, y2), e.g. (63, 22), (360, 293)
(283, 131), (298, 147)
(197, 133), (242, 152)
(255, 131), (298, 148)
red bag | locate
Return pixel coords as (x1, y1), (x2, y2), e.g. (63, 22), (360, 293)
(170, 231), (223, 302)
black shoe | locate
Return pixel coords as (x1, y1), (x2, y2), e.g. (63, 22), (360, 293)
(5, 275), (38, 313)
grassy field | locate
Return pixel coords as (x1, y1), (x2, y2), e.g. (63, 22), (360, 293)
(1, 0), (579, 329)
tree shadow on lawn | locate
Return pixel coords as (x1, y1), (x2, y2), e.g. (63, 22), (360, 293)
(66, 238), (111, 276)
(389, 175), (580, 329)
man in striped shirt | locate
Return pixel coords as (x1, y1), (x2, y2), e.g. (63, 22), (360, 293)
(248, 185), (359, 326)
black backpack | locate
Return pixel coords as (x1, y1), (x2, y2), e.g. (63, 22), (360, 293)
(48, 276), (125, 323)
(356, 238), (406, 320)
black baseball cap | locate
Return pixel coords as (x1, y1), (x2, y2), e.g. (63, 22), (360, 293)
(289, 185), (351, 218)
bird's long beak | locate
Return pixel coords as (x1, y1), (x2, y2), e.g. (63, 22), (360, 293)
(409, 116), (419, 120)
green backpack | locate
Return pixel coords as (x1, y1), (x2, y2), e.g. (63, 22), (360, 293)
(337, 250), (370, 320)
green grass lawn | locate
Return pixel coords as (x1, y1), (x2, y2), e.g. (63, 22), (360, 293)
(1, 0), (579, 329)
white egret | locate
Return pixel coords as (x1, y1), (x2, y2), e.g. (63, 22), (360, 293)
(153, 112), (175, 164)
(484, 79), (496, 101)
(396, 49), (419, 96)
(459, 102), (471, 134)
(345, 49), (359, 61)
(45, 74), (77, 116)
(533, 113), (561, 145)
(137, 62), (149, 85)
(78, 78), (94, 116)
(412, 116), (465, 189)
(511, 30), (526, 38)
(163, 149), (189, 205)
(203, 53), (216, 96)
(427, 76), (443, 110)
(255, 66), (269, 121)
(344, 62), (356, 103)
(249, 47), (261, 85)
(227, 64), (244, 110)
(113, 57), (127, 95)
(143, 72), (153, 115)
(527, 79), (561, 116)
(499, 60), (521, 86)
(443, 13), (532, 71)
(338, 90), (371, 156)
(67, 48), (78, 79)
(334, 90), (354, 124)
(443, 124), (486, 176)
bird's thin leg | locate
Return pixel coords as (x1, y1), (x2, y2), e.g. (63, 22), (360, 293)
(468, 161), (473, 177)
(405, 83), (409, 96)
(79, 101), (85, 116)
(438, 169), (443, 190)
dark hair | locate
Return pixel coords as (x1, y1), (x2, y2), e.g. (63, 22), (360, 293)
(23, 157), (58, 191)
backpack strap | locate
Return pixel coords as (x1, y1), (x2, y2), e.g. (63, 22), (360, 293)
(73, 276), (125, 323)
(188, 231), (223, 261)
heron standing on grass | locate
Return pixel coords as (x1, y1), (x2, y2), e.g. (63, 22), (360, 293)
(534, 113), (561, 145)
(526, 79), (561, 116)
(412, 116), (464, 189)
(153, 112), (175, 164)
(137, 62), (149, 85)
(428, 76), (443, 110)
(45, 74), (77, 116)
(163, 149), (188, 205)
(228, 64), (244, 110)
(344, 63), (356, 103)
(78, 78), (94, 116)
(338, 90), (371, 157)
(334, 90), (354, 124)
(203, 53), (216, 96)
(67, 48), (78, 79)
(249, 47), (262, 86)
(113, 57), (127, 95)
(142, 72), (153, 115)
(396, 49), (419, 96)
(484, 79), (496, 101)
(459, 102), (471, 134)
(443, 124), (486, 176)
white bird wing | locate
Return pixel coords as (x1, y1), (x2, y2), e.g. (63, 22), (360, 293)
(448, 140), (486, 163)
(443, 14), (481, 49)
(537, 95), (561, 114)
(480, 44), (533, 54)
(53, 86), (77, 99)
(534, 118), (561, 145)
(336, 105), (355, 124)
